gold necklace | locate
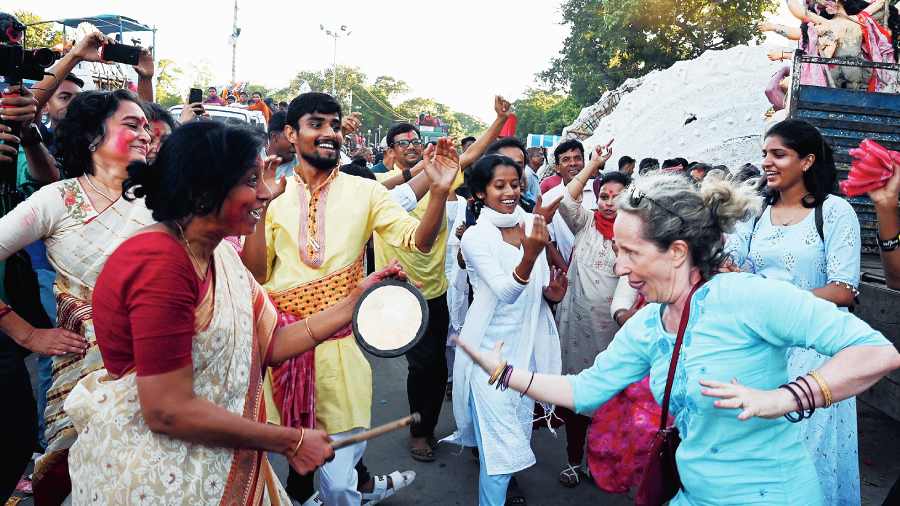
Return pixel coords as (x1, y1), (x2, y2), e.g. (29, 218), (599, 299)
(174, 221), (208, 280)
(83, 175), (118, 203)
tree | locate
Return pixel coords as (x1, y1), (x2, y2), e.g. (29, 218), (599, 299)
(513, 89), (581, 136)
(155, 59), (184, 107)
(452, 112), (487, 139)
(541, 0), (777, 106)
(15, 10), (63, 49)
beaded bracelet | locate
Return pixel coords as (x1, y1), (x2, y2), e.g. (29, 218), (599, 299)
(779, 383), (805, 423)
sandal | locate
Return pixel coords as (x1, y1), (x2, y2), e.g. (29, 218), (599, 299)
(558, 464), (582, 488)
(362, 470), (416, 505)
(409, 445), (435, 462)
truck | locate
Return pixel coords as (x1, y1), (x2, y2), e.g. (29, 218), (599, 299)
(788, 51), (900, 421)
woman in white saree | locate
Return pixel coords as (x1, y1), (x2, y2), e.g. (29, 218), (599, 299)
(66, 121), (408, 505)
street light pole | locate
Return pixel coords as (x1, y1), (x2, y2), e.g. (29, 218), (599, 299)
(320, 24), (351, 98)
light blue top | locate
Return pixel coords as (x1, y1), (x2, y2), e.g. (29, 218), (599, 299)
(568, 273), (889, 505)
(724, 196), (860, 289)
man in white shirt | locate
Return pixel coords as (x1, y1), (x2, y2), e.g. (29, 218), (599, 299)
(541, 139), (595, 266)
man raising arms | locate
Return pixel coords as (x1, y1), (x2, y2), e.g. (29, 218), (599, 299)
(242, 92), (457, 506)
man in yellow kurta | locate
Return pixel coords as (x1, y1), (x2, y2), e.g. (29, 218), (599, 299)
(242, 92), (458, 506)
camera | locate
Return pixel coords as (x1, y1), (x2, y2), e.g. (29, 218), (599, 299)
(0, 45), (60, 82)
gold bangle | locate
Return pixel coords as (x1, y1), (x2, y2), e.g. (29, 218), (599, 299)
(305, 316), (317, 343)
(488, 361), (507, 385)
(512, 269), (530, 285)
(809, 370), (833, 408)
(290, 427), (305, 456)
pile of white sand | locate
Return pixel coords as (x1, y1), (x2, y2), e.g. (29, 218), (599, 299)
(575, 45), (785, 170)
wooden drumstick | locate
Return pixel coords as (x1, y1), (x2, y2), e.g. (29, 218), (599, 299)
(331, 413), (422, 450)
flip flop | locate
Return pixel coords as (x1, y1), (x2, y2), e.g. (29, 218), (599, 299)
(410, 445), (435, 462)
(362, 470), (416, 505)
(558, 464), (581, 488)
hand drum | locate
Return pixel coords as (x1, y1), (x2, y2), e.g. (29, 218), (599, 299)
(352, 280), (429, 358)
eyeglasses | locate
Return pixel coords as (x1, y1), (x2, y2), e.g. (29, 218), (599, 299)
(393, 139), (423, 148)
(628, 187), (685, 226)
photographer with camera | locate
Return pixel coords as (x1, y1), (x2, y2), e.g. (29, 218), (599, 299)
(0, 82), (43, 503)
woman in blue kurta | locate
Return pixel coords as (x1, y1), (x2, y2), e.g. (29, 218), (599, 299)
(726, 119), (863, 505)
(452, 172), (900, 505)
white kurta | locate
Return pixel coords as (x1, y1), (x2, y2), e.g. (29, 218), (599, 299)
(555, 188), (619, 375)
(445, 210), (561, 476)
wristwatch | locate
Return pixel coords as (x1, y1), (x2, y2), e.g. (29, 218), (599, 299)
(402, 168), (413, 182)
(878, 232), (900, 252)
(20, 123), (44, 148)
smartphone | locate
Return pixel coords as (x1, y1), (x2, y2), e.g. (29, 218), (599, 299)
(100, 43), (141, 65)
(188, 88), (203, 104)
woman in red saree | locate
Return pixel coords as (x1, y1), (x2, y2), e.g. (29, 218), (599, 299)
(66, 121), (407, 505)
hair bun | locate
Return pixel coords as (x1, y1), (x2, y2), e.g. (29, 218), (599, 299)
(123, 160), (158, 201)
(699, 176), (762, 234)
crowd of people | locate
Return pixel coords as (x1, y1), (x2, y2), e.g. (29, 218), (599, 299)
(2, 6), (900, 506)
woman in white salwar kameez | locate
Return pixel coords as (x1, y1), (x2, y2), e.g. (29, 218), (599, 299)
(444, 154), (566, 506)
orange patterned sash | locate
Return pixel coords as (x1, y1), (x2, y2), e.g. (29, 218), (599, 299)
(269, 253), (364, 429)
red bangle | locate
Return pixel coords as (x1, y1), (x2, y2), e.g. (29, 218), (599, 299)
(0, 305), (13, 320)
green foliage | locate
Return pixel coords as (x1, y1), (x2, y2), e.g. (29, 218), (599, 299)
(513, 89), (581, 137)
(155, 59), (184, 107)
(541, 0), (777, 106)
(276, 65), (484, 143)
(16, 11), (63, 49)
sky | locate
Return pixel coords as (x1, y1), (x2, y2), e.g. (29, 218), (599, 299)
(16, 0), (570, 121)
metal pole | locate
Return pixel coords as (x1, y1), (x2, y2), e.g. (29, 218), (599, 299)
(231, 0), (239, 83)
(331, 34), (337, 96)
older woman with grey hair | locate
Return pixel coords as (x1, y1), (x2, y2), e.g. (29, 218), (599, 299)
(452, 172), (900, 505)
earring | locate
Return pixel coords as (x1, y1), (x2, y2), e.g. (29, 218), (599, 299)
(88, 143), (98, 152)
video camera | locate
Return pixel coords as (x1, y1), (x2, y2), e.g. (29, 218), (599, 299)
(0, 12), (61, 84)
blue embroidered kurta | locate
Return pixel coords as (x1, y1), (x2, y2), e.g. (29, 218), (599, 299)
(568, 273), (888, 505)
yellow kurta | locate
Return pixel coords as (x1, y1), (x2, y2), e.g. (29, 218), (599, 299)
(264, 170), (420, 434)
(373, 167), (463, 300)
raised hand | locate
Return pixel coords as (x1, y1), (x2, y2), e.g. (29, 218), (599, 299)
(422, 137), (460, 192)
(286, 428), (334, 474)
(261, 154), (287, 199)
(868, 161), (900, 208)
(133, 48), (155, 78)
(523, 214), (551, 260)
(179, 103), (208, 123)
(590, 138), (614, 173)
(494, 95), (511, 119)
(532, 194), (561, 225)
(543, 267), (568, 303)
(341, 112), (363, 136)
(71, 32), (114, 63)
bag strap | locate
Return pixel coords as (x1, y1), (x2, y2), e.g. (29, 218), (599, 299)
(815, 199), (824, 243)
(658, 280), (703, 430)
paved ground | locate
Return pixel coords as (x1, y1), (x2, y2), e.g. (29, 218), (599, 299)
(15, 353), (900, 505)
